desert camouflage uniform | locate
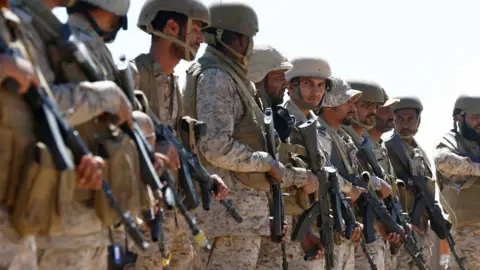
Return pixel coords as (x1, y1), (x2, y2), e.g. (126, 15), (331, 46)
(131, 52), (194, 270)
(9, 4), (140, 269)
(385, 133), (434, 270)
(256, 99), (325, 270)
(364, 131), (398, 270)
(341, 126), (386, 270)
(434, 129), (480, 269)
(0, 7), (38, 270)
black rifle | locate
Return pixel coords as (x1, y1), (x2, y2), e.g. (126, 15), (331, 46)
(291, 117), (357, 269)
(358, 138), (427, 266)
(0, 37), (148, 252)
(264, 108), (287, 270)
(408, 151), (465, 270)
(116, 55), (212, 253)
(148, 111), (242, 223)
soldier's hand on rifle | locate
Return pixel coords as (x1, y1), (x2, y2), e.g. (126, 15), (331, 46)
(301, 231), (325, 260)
(351, 222), (363, 242)
(0, 54), (39, 94)
(211, 174), (229, 200)
(156, 140), (180, 169)
(154, 152), (176, 173)
(75, 155), (105, 190)
(301, 172), (319, 194)
(378, 225), (403, 245)
(114, 91), (134, 128)
(269, 219), (288, 242)
(267, 161), (285, 183)
(378, 179), (393, 199)
(345, 185), (367, 203)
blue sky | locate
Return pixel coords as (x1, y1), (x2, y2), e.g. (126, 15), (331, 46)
(54, 0), (480, 160)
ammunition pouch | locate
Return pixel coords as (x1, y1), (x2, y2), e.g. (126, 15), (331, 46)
(11, 142), (76, 236)
(74, 120), (145, 227)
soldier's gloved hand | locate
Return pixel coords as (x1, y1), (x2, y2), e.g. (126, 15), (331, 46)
(345, 185), (367, 203)
(211, 174), (229, 200)
(0, 54), (39, 94)
(301, 172), (319, 194)
(301, 231), (325, 261)
(75, 155), (105, 190)
(156, 140), (180, 170)
(267, 161), (285, 183)
(114, 91), (134, 128)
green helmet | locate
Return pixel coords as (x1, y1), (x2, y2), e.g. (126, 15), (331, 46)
(137, 0), (210, 61)
(79, 0), (129, 15)
(286, 57), (332, 110)
(393, 96), (423, 113)
(205, 3), (259, 70)
(347, 79), (384, 103)
(247, 44), (292, 83)
(454, 94), (480, 115)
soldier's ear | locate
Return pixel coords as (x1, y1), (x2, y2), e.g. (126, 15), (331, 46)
(165, 19), (181, 36)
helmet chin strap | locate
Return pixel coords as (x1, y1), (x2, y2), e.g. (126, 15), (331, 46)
(213, 29), (252, 71)
(352, 119), (375, 130)
(292, 80), (316, 110)
(146, 19), (197, 61)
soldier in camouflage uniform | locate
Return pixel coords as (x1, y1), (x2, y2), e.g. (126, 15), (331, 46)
(340, 80), (402, 270)
(183, 3), (291, 269)
(247, 47), (324, 270)
(283, 58), (368, 270)
(134, 1), (230, 269)
(433, 94), (480, 269)
(316, 77), (370, 270)
(363, 87), (402, 270)
(384, 96), (436, 270)
(9, 0), (153, 269)
(0, 0), (117, 269)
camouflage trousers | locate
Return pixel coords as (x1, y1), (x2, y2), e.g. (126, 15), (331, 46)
(37, 245), (107, 270)
(446, 222), (480, 269)
(0, 227), (37, 270)
(133, 209), (194, 270)
(195, 235), (262, 270)
(396, 231), (432, 270)
(256, 215), (324, 270)
(333, 239), (356, 270)
(384, 240), (398, 270)
(354, 235), (385, 270)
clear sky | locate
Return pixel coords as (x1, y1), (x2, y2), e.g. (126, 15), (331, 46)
(54, 0), (480, 160)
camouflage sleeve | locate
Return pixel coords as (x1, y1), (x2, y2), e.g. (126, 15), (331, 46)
(283, 166), (308, 188)
(196, 68), (274, 172)
(50, 81), (124, 126)
(433, 145), (480, 179)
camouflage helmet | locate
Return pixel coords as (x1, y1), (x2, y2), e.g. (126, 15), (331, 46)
(454, 94), (480, 115)
(347, 79), (384, 103)
(208, 3), (259, 37)
(393, 96), (423, 113)
(137, 0), (210, 61)
(79, 0), (129, 15)
(247, 44), (292, 83)
(285, 57), (331, 82)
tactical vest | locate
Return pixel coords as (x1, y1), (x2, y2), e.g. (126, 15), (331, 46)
(437, 131), (480, 227)
(0, 9), (76, 237)
(25, 9), (147, 226)
(134, 53), (183, 130)
(183, 46), (270, 191)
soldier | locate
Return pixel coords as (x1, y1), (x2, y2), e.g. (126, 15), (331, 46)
(183, 3), (288, 269)
(0, 0), (112, 269)
(247, 47), (323, 269)
(340, 80), (401, 270)
(363, 87), (402, 270)
(9, 0), (156, 269)
(134, 0), (228, 269)
(433, 94), (480, 269)
(384, 96), (436, 269)
(316, 77), (370, 270)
